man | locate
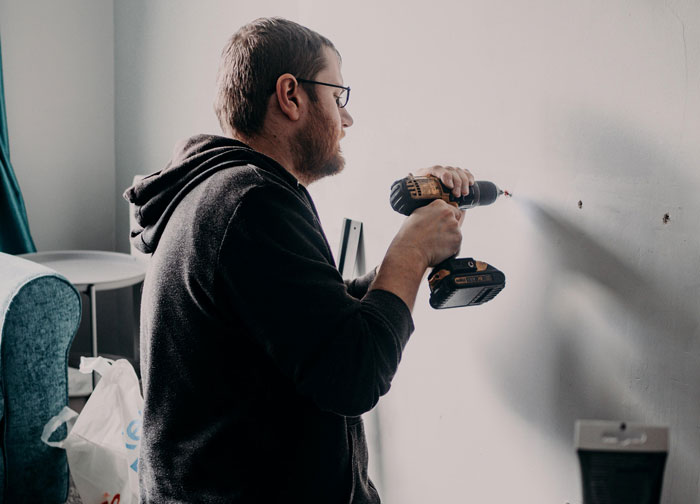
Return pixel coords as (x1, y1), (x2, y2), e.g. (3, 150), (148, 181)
(125, 17), (474, 503)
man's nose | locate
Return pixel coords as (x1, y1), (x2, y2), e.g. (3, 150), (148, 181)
(341, 107), (353, 128)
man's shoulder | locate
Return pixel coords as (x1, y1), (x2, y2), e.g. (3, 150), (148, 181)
(198, 161), (301, 204)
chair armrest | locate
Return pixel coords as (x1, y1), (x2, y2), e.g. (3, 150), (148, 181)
(0, 252), (81, 503)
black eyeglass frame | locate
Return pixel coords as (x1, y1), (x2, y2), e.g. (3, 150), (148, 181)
(296, 78), (351, 108)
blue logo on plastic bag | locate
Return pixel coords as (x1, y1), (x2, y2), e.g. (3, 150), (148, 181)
(122, 410), (142, 473)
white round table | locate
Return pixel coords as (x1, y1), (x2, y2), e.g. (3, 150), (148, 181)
(19, 250), (147, 360)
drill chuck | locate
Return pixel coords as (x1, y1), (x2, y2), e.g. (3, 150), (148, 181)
(390, 174), (502, 216)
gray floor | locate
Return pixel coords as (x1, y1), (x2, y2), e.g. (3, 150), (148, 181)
(65, 397), (88, 503)
(66, 476), (82, 504)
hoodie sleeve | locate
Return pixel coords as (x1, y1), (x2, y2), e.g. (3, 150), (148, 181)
(217, 183), (413, 417)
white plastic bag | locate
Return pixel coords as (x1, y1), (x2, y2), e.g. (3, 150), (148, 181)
(42, 357), (144, 504)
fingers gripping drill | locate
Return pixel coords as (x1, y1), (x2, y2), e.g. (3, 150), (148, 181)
(390, 174), (507, 309)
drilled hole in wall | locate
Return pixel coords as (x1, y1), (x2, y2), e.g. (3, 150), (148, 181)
(577, 200), (583, 209)
(663, 213), (670, 224)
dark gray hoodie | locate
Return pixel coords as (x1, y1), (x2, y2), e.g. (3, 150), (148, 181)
(124, 134), (413, 503)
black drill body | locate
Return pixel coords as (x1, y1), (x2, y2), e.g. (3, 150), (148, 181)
(389, 174), (506, 309)
(390, 175), (502, 216)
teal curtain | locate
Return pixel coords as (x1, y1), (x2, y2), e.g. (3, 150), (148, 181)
(0, 34), (36, 254)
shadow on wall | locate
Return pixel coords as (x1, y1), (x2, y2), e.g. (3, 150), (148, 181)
(525, 202), (700, 499)
(526, 201), (698, 339)
(488, 110), (700, 500)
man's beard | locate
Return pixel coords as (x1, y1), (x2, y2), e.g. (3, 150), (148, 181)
(291, 103), (345, 184)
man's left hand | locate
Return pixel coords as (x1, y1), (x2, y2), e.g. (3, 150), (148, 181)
(415, 165), (475, 198)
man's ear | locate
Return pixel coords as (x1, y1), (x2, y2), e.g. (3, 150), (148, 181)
(274, 73), (304, 121)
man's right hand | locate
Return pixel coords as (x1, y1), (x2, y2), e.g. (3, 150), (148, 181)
(370, 199), (464, 311)
(391, 199), (464, 269)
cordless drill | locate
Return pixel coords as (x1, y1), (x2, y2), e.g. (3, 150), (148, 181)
(390, 174), (507, 309)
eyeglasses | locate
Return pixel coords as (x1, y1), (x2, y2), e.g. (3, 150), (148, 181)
(297, 78), (351, 108)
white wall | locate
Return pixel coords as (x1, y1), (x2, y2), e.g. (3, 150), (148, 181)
(0, 0), (115, 251)
(6, 0), (698, 502)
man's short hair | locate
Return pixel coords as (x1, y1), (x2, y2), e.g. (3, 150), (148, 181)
(214, 17), (339, 138)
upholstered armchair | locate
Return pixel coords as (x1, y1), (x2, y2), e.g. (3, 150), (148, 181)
(0, 252), (81, 503)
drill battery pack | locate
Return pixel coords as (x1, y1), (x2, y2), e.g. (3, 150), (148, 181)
(427, 257), (506, 309)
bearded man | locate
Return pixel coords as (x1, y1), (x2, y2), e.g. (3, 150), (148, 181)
(125, 17), (473, 504)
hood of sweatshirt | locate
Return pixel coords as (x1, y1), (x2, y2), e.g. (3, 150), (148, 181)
(123, 134), (296, 254)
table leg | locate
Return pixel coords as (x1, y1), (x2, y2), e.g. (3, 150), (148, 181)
(88, 284), (98, 388)
(89, 284), (98, 357)
(132, 283), (142, 370)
